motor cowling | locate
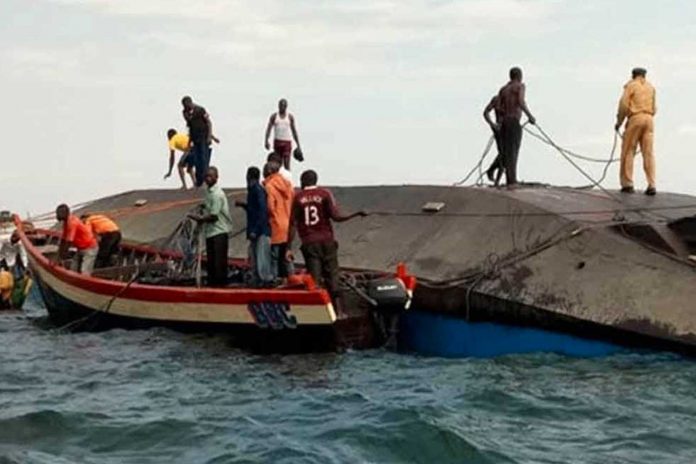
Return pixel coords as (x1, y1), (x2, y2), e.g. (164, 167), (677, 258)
(367, 277), (410, 310)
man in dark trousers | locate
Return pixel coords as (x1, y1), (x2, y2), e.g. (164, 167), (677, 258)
(189, 166), (232, 287)
(181, 96), (214, 188)
(236, 166), (274, 287)
(496, 67), (536, 186)
(483, 94), (504, 186)
(287, 170), (366, 303)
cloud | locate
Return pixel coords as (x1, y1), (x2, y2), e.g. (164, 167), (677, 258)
(46, 0), (556, 76)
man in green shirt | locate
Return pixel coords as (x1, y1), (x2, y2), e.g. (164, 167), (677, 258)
(189, 166), (232, 287)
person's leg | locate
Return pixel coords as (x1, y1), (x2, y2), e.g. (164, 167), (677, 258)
(321, 241), (340, 298)
(500, 120), (514, 185)
(192, 143), (206, 187)
(206, 236), (216, 285)
(256, 235), (274, 283)
(215, 233), (228, 287)
(81, 247), (97, 275)
(300, 243), (324, 287)
(177, 155), (188, 189)
(270, 244), (280, 280)
(202, 145), (212, 178)
(276, 243), (289, 278)
(639, 116), (656, 190)
(620, 118), (641, 189)
(508, 119), (522, 185)
(96, 232), (114, 268)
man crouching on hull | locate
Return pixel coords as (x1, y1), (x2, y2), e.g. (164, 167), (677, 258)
(287, 170), (367, 308)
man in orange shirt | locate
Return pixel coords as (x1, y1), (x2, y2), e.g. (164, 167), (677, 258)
(56, 204), (98, 275)
(263, 160), (294, 280)
(82, 214), (122, 268)
(615, 67), (657, 195)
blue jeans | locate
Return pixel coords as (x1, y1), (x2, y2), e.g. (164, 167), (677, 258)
(191, 141), (212, 187)
(249, 235), (273, 285)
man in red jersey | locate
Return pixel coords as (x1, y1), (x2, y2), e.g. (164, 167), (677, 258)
(287, 170), (366, 299)
(55, 204), (99, 275)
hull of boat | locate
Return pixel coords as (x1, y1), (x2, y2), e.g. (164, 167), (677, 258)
(19, 224), (384, 352)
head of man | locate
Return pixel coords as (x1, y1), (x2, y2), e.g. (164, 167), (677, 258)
(300, 170), (318, 189)
(55, 204), (70, 222)
(266, 152), (282, 164)
(263, 161), (280, 179)
(632, 67), (647, 79)
(246, 166), (261, 185)
(204, 166), (219, 188)
(167, 128), (177, 140)
(10, 231), (19, 245)
(181, 96), (194, 111)
(278, 98), (288, 114)
(509, 67), (523, 82)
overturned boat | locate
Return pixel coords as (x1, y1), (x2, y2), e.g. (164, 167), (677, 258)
(16, 218), (416, 352)
(42, 184), (696, 357)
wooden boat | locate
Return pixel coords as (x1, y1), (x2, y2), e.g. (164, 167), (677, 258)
(15, 217), (416, 352)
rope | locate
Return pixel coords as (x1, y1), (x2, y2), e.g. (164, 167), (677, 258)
(56, 270), (142, 331)
(453, 135), (496, 186)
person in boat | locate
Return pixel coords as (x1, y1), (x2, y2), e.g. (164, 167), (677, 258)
(235, 166), (274, 287)
(82, 214), (122, 268)
(0, 260), (14, 310)
(0, 231), (27, 275)
(267, 152), (292, 183)
(264, 99), (303, 171)
(188, 166), (232, 287)
(496, 66), (536, 186)
(164, 128), (195, 190)
(288, 169), (367, 302)
(263, 161), (294, 281)
(56, 204), (99, 275)
(615, 67), (657, 196)
(181, 96), (215, 188)
(483, 95), (505, 186)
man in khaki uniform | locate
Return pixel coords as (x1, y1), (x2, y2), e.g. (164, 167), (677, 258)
(615, 67), (657, 195)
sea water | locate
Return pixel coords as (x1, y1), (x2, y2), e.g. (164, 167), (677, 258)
(0, 299), (694, 464)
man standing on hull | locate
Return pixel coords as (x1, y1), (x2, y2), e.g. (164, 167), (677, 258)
(182, 96), (214, 188)
(496, 67), (536, 186)
(615, 67), (657, 196)
(264, 99), (302, 171)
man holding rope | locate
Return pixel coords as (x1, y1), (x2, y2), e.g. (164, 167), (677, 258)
(615, 67), (657, 196)
(496, 67), (536, 186)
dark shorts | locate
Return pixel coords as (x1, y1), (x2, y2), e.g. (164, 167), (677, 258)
(178, 152), (194, 169)
(273, 140), (292, 161)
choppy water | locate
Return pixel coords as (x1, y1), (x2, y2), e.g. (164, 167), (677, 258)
(1, 299), (695, 464)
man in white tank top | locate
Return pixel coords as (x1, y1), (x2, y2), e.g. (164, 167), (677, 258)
(264, 99), (302, 170)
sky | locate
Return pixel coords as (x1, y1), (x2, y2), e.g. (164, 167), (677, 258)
(2, 0), (696, 216)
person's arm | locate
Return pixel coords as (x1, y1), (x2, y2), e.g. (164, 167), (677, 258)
(616, 83), (632, 130)
(652, 87), (657, 116)
(165, 149), (175, 179)
(286, 202), (299, 261)
(247, 187), (262, 239)
(327, 192), (367, 223)
(519, 84), (536, 125)
(290, 114), (301, 150)
(205, 112), (213, 145)
(483, 98), (498, 131)
(264, 114), (274, 150)
(189, 195), (220, 224)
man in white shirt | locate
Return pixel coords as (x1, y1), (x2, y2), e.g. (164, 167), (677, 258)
(0, 232), (26, 270)
(264, 99), (302, 171)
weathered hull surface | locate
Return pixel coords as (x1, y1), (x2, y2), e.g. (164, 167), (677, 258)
(68, 184), (696, 355)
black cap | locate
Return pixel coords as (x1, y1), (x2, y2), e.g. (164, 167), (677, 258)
(632, 67), (647, 77)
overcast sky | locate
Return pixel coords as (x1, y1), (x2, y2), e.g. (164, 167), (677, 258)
(2, 0), (695, 216)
